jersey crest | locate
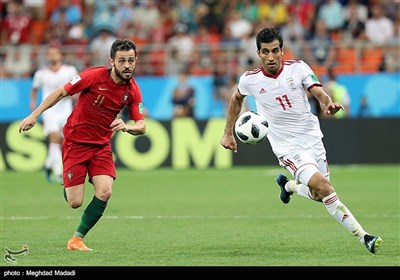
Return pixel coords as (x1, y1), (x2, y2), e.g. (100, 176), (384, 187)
(286, 77), (296, 91)
(123, 93), (130, 103)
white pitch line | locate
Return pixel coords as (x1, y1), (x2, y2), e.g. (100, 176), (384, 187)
(1, 214), (398, 220)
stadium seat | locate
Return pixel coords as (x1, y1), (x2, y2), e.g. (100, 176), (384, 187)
(190, 66), (213, 76)
(131, 36), (150, 49)
(149, 50), (167, 76)
(45, 0), (59, 18)
(312, 65), (328, 78)
(334, 47), (358, 74)
(330, 30), (343, 42)
(333, 63), (354, 75)
(31, 20), (47, 45)
(360, 47), (383, 73)
(283, 48), (296, 60)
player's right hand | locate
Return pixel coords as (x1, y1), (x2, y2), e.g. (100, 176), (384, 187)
(220, 134), (238, 153)
(19, 115), (37, 133)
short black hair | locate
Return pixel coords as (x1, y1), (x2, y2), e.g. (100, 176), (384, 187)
(255, 28), (283, 51)
(110, 39), (137, 59)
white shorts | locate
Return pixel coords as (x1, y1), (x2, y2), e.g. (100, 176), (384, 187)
(42, 111), (69, 136)
(277, 141), (330, 185)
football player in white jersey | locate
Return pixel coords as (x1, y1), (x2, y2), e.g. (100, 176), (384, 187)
(30, 45), (78, 183)
(220, 27), (383, 254)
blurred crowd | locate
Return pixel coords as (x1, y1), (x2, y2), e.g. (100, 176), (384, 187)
(1, 0), (399, 80)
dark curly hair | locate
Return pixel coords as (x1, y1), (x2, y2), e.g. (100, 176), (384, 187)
(110, 39), (137, 59)
(256, 28), (283, 51)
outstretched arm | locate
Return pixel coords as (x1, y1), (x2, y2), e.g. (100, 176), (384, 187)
(220, 89), (245, 153)
(310, 86), (344, 116)
(110, 118), (146, 136)
(19, 86), (68, 133)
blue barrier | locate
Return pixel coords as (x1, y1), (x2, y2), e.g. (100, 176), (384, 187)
(337, 72), (400, 117)
(1, 72), (399, 122)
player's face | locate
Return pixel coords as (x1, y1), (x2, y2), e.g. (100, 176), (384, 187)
(258, 40), (283, 75)
(47, 47), (62, 65)
(112, 50), (137, 82)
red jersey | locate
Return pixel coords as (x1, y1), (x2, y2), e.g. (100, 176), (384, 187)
(63, 66), (144, 145)
(3, 12), (32, 44)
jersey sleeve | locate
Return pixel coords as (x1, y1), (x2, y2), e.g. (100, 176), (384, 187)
(64, 68), (95, 96)
(301, 61), (323, 91)
(127, 82), (145, 121)
(237, 72), (251, 97)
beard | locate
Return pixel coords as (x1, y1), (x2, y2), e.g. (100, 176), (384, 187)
(115, 67), (135, 82)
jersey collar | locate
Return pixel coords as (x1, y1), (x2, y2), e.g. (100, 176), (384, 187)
(261, 62), (284, 79)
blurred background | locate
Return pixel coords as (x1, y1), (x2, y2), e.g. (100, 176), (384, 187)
(1, 0), (399, 171)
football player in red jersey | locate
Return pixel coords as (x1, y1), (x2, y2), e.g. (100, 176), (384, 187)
(20, 38), (146, 251)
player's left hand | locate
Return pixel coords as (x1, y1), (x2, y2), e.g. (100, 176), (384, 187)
(110, 118), (127, 132)
(324, 102), (344, 116)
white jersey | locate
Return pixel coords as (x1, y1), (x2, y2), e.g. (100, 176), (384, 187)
(238, 60), (324, 157)
(32, 64), (78, 120)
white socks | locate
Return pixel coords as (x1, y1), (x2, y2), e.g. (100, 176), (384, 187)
(322, 192), (366, 242)
(285, 180), (312, 199)
(286, 181), (367, 243)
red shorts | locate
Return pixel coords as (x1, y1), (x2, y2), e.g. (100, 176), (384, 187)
(62, 139), (116, 188)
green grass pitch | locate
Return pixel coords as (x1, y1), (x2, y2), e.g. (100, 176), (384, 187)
(1, 165), (399, 267)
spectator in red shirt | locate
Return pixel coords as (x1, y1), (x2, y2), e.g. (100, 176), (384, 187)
(2, 0), (32, 77)
(19, 38), (146, 251)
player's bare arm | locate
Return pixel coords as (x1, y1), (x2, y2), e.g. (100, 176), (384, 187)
(19, 87), (69, 133)
(110, 118), (146, 135)
(310, 86), (344, 116)
(221, 89), (245, 153)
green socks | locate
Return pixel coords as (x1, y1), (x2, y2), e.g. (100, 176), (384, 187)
(74, 196), (107, 238)
(63, 188), (68, 202)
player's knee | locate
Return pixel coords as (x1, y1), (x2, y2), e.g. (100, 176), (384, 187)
(309, 189), (323, 202)
(68, 199), (83, 209)
(315, 178), (335, 198)
(96, 189), (112, 201)
(308, 172), (335, 198)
